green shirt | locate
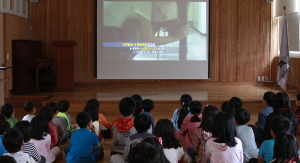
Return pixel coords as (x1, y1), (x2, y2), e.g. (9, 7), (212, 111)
(7, 117), (19, 128)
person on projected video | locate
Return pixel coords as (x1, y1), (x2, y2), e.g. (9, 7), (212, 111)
(103, 1), (189, 60)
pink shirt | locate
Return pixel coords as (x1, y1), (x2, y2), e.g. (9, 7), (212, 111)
(175, 114), (202, 152)
(29, 134), (55, 163)
(204, 137), (243, 163)
(49, 121), (58, 149)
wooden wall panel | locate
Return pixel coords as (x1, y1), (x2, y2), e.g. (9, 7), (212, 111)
(32, 0), (272, 83)
(3, 14), (30, 98)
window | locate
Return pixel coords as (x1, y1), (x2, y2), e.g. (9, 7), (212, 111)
(0, 0), (28, 18)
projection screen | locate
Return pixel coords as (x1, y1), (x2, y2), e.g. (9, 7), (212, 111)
(96, 0), (210, 79)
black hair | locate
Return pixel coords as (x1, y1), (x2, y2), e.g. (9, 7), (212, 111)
(297, 93), (300, 101)
(83, 103), (99, 121)
(58, 100), (70, 112)
(2, 128), (24, 153)
(234, 108), (250, 125)
(86, 99), (100, 108)
(14, 121), (32, 142)
(154, 119), (182, 149)
(199, 105), (219, 132)
(133, 100), (143, 116)
(76, 112), (92, 129)
(128, 142), (161, 163)
(142, 99), (154, 112)
(1, 103), (14, 119)
(45, 102), (59, 113)
(271, 116), (291, 136)
(0, 120), (10, 135)
(143, 137), (170, 163)
(230, 97), (242, 109)
(0, 113), (6, 121)
(38, 106), (53, 122)
(0, 156), (17, 163)
(177, 94), (192, 129)
(131, 94), (143, 102)
(119, 97), (136, 116)
(134, 114), (151, 133)
(190, 101), (202, 122)
(272, 132), (300, 163)
(31, 115), (49, 140)
(221, 101), (235, 116)
(263, 92), (275, 106)
(212, 112), (237, 147)
(24, 101), (35, 113)
(273, 92), (291, 111)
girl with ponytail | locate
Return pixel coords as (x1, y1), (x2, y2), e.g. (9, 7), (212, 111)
(171, 94), (192, 131)
(175, 101), (202, 152)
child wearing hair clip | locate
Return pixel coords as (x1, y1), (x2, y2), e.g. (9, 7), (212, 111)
(171, 94), (192, 131)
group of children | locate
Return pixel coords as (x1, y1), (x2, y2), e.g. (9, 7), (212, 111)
(0, 92), (299, 163)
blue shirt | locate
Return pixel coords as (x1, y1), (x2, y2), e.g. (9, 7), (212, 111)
(0, 135), (7, 155)
(257, 106), (273, 134)
(66, 129), (99, 163)
(170, 107), (191, 131)
(258, 139), (275, 163)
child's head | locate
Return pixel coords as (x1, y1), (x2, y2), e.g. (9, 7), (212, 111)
(234, 108), (250, 125)
(131, 94), (143, 102)
(58, 100), (70, 112)
(221, 101), (235, 116)
(38, 106), (53, 122)
(134, 114), (151, 133)
(133, 100), (143, 116)
(76, 112), (93, 129)
(0, 120), (10, 135)
(190, 101), (202, 123)
(142, 99), (154, 112)
(31, 115), (49, 140)
(14, 121), (32, 143)
(128, 142), (160, 163)
(273, 131), (299, 163)
(0, 156), (16, 163)
(154, 119), (182, 149)
(229, 97), (242, 109)
(24, 101), (35, 114)
(212, 112), (237, 147)
(119, 97), (136, 116)
(273, 92), (291, 111)
(1, 103), (14, 119)
(270, 116), (291, 138)
(2, 128), (24, 153)
(83, 103), (99, 122)
(199, 105), (219, 132)
(86, 99), (100, 108)
(142, 136), (170, 163)
(0, 113), (7, 121)
(263, 92), (275, 107)
(296, 93), (300, 106)
(180, 94), (192, 106)
(45, 102), (59, 115)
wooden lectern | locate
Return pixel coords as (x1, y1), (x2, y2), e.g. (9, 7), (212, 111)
(52, 41), (77, 91)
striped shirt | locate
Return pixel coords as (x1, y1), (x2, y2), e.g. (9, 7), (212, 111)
(23, 142), (41, 162)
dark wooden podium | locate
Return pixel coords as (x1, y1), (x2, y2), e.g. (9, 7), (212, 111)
(52, 41), (77, 91)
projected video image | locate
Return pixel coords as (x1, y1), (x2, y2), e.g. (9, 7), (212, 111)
(103, 1), (208, 61)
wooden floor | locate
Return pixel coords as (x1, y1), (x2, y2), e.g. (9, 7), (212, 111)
(10, 82), (300, 163)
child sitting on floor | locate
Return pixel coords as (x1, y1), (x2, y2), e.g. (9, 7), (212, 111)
(22, 101), (36, 123)
(86, 99), (112, 138)
(171, 94), (192, 131)
(221, 101), (235, 117)
(142, 99), (155, 133)
(14, 121), (45, 163)
(0, 120), (10, 155)
(38, 106), (58, 149)
(230, 97), (242, 110)
(111, 97), (137, 155)
(64, 112), (104, 163)
(1, 104), (18, 128)
(3, 129), (36, 163)
(56, 100), (76, 137)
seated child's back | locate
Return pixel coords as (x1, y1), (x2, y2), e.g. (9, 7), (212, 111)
(22, 101), (36, 123)
(1, 104), (18, 128)
(111, 97), (137, 154)
(0, 120), (10, 155)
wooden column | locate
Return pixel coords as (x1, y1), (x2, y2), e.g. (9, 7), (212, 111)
(52, 41), (77, 91)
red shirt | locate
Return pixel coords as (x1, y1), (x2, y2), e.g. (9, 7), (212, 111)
(49, 121), (58, 149)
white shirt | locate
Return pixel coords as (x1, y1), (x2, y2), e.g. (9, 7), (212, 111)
(163, 147), (184, 163)
(22, 115), (35, 123)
